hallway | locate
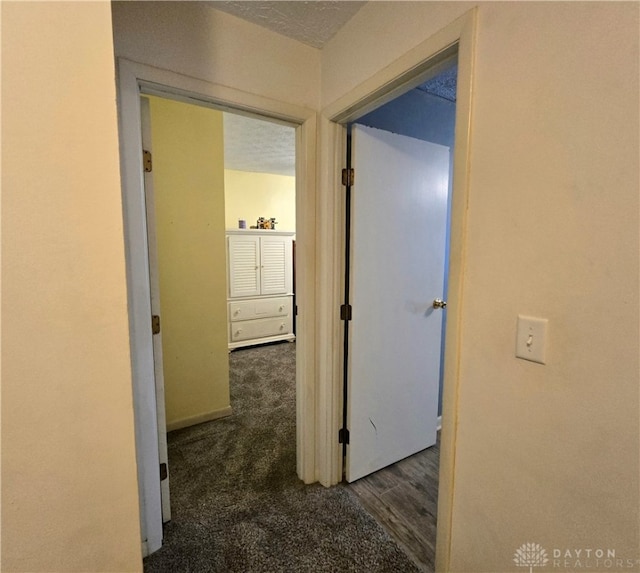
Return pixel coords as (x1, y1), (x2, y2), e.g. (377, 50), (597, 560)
(142, 343), (422, 572)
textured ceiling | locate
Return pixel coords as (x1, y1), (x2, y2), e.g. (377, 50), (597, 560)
(208, 1), (365, 48)
(223, 66), (458, 177)
(212, 1), (363, 176)
(417, 66), (458, 102)
(215, 0), (454, 177)
(223, 113), (295, 177)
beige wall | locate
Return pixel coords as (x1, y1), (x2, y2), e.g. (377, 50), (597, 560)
(325, 2), (640, 570)
(111, 1), (321, 111)
(5, 2), (638, 571)
(147, 96), (230, 429)
(1, 2), (142, 572)
(224, 170), (296, 232)
(321, 1), (473, 109)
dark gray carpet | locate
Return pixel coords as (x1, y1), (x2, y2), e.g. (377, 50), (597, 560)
(144, 342), (421, 573)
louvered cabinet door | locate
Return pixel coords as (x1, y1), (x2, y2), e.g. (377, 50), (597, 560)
(228, 235), (261, 298)
(260, 235), (293, 295)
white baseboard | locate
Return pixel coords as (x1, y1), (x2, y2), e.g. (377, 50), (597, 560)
(437, 415), (442, 431)
(166, 405), (232, 432)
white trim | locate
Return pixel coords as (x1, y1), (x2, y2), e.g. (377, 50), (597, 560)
(436, 12), (477, 571)
(115, 59), (317, 554)
(315, 117), (346, 485)
(295, 112), (318, 483)
(140, 95), (172, 525)
(166, 406), (233, 432)
(326, 47), (458, 126)
(437, 416), (443, 431)
(117, 59), (162, 554)
(318, 9), (478, 571)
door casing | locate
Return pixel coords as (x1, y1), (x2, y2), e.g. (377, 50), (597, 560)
(116, 59), (317, 556)
(139, 96), (171, 525)
(320, 9), (477, 571)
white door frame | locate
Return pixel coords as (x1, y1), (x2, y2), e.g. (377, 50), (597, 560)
(319, 9), (477, 571)
(115, 58), (317, 556)
(139, 96), (171, 525)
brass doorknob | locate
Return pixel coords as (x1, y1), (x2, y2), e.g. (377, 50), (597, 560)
(433, 298), (447, 309)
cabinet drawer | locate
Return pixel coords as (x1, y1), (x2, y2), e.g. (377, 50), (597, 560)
(229, 297), (291, 322)
(230, 316), (293, 342)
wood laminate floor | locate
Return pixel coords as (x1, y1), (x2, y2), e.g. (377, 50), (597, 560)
(348, 432), (440, 573)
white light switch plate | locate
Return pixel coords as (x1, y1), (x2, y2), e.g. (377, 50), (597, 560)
(516, 315), (548, 364)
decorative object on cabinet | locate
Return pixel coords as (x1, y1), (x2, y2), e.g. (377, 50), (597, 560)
(227, 229), (295, 350)
(256, 217), (278, 230)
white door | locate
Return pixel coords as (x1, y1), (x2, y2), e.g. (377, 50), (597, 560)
(346, 124), (450, 482)
(140, 97), (171, 522)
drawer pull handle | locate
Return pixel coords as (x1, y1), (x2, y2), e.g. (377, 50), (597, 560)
(280, 323), (285, 330)
(279, 305), (284, 311)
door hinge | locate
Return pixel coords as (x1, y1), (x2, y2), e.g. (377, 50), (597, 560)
(341, 168), (354, 187)
(152, 315), (161, 335)
(159, 463), (168, 481)
(338, 428), (350, 445)
(340, 304), (352, 321)
(143, 149), (153, 172)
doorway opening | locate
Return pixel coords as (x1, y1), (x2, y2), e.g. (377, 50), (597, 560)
(116, 58), (317, 556)
(340, 58), (458, 571)
(140, 92), (299, 547)
(223, 111), (298, 353)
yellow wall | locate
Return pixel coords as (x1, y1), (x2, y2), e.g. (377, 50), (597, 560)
(325, 2), (640, 570)
(224, 170), (296, 232)
(1, 2), (142, 572)
(147, 96), (230, 429)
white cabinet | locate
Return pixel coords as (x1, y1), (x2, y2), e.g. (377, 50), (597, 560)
(227, 230), (295, 349)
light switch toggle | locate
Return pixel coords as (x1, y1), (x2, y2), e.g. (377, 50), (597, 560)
(516, 315), (548, 364)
